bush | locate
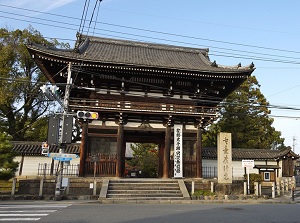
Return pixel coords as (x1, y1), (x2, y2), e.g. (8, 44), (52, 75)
(192, 190), (214, 196)
(244, 173), (262, 183)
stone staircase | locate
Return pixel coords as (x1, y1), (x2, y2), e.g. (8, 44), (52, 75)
(99, 179), (190, 200)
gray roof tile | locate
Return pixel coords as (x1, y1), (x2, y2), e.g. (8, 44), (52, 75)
(27, 35), (254, 74)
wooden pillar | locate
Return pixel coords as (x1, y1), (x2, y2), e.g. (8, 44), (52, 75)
(121, 139), (126, 177)
(79, 121), (88, 177)
(163, 125), (171, 178)
(158, 143), (164, 178)
(116, 123), (124, 177)
(196, 126), (203, 178)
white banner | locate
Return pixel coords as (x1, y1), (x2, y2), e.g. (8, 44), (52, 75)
(174, 124), (183, 178)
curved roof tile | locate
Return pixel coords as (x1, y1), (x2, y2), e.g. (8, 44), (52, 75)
(27, 35), (255, 74)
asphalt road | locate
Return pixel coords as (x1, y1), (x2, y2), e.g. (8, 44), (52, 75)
(1, 201), (300, 223)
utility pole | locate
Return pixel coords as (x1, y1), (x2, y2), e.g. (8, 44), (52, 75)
(54, 62), (72, 200)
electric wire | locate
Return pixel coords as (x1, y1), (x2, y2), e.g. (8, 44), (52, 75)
(1, 4), (300, 65)
(1, 3), (300, 55)
(1, 3), (300, 120)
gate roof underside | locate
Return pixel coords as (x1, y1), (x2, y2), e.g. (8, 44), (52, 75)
(27, 34), (255, 126)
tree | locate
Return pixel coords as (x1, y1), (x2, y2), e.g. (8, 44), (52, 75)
(0, 27), (69, 141)
(0, 132), (18, 180)
(126, 143), (159, 178)
(203, 76), (284, 149)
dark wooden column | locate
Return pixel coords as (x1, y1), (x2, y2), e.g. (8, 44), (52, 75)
(196, 126), (203, 178)
(121, 139), (126, 177)
(163, 124), (171, 178)
(116, 123), (124, 177)
(158, 143), (164, 178)
(79, 121), (88, 177)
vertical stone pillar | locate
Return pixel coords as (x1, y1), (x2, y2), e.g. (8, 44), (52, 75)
(11, 178), (17, 196)
(276, 181), (281, 196)
(116, 123), (124, 177)
(163, 125), (171, 178)
(272, 182), (276, 198)
(217, 132), (232, 184)
(39, 178), (44, 196)
(196, 126), (202, 178)
(254, 182), (259, 196)
(244, 181), (247, 195)
(79, 121), (88, 177)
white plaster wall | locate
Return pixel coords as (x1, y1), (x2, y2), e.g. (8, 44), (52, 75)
(14, 156), (48, 177)
(202, 159), (217, 167)
(202, 159), (280, 180)
(14, 156), (80, 177)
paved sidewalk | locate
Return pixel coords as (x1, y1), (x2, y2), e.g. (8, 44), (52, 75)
(0, 193), (298, 204)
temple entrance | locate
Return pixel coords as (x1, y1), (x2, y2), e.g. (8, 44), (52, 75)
(125, 143), (159, 178)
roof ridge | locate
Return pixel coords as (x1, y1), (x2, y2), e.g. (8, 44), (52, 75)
(78, 34), (209, 55)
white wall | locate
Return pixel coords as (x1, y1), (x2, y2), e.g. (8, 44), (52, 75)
(14, 156), (80, 177)
(203, 159), (279, 180)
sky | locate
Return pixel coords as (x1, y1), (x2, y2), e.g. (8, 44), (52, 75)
(1, 0), (300, 153)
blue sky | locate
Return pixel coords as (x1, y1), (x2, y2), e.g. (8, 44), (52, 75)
(1, 0), (300, 153)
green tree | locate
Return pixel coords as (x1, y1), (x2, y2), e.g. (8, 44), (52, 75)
(127, 143), (159, 178)
(0, 27), (69, 141)
(203, 76), (284, 149)
(0, 132), (18, 180)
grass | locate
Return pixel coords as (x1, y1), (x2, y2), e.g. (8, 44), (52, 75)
(192, 189), (215, 197)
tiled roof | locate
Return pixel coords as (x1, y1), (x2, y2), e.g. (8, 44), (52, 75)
(202, 147), (299, 160)
(254, 165), (280, 169)
(27, 35), (254, 74)
(12, 142), (80, 156)
(12, 142), (299, 160)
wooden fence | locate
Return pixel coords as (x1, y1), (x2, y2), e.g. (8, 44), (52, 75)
(85, 153), (117, 176)
(38, 155), (218, 178)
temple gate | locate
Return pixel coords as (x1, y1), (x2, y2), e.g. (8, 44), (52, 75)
(27, 34), (254, 178)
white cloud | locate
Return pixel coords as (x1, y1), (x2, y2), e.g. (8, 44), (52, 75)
(3, 0), (77, 13)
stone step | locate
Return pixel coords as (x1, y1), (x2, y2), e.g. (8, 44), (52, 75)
(109, 181), (178, 185)
(108, 190), (182, 194)
(104, 179), (188, 201)
(106, 196), (186, 200)
(108, 185), (179, 190)
(107, 193), (183, 198)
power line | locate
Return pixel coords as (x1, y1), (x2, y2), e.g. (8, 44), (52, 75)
(1, 3), (300, 55)
(1, 4), (300, 66)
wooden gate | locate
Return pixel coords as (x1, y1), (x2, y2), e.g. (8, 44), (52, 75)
(85, 153), (117, 176)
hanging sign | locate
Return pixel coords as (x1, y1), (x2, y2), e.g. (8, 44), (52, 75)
(173, 124), (183, 178)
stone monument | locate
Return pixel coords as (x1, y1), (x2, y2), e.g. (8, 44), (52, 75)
(217, 132), (232, 184)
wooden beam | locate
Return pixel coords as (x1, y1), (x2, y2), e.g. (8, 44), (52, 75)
(87, 133), (118, 138)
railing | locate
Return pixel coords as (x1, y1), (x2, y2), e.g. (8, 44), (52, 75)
(70, 99), (217, 116)
(37, 163), (79, 177)
(38, 160), (219, 178)
(202, 166), (218, 178)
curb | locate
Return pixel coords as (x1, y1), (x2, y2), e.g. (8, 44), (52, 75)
(0, 195), (298, 204)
